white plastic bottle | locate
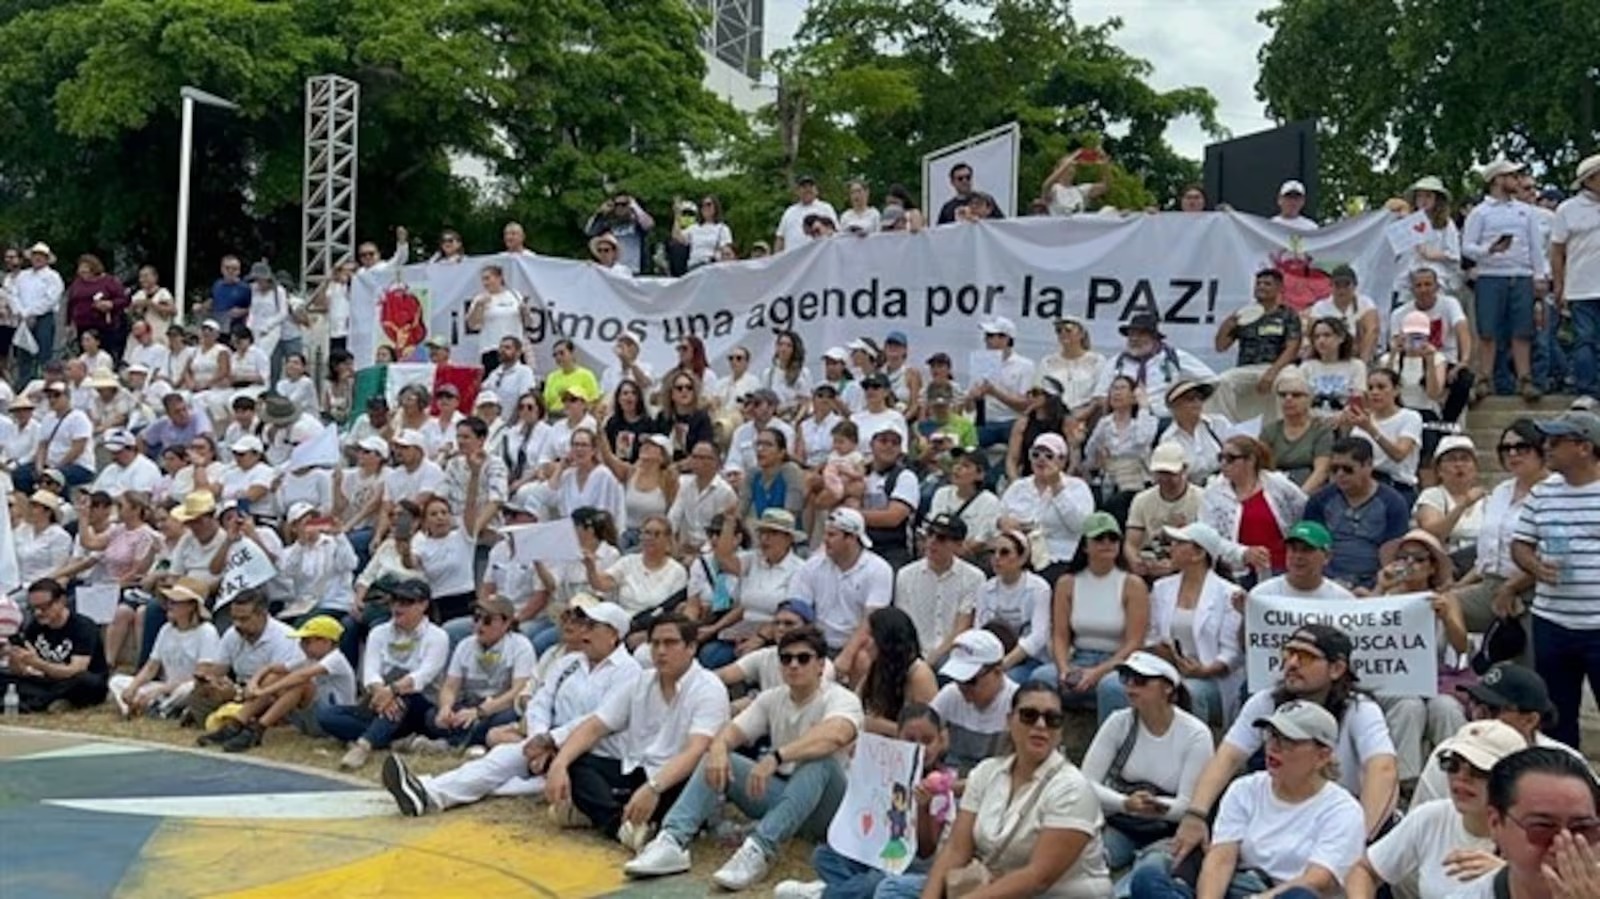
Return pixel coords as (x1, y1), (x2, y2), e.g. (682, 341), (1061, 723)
(3, 683), (19, 719)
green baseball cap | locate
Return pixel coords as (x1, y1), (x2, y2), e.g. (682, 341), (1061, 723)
(1082, 511), (1122, 540)
(1285, 520), (1333, 551)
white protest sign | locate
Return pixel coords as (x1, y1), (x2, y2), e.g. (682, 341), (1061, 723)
(1384, 210), (1432, 255)
(826, 732), (924, 874)
(349, 213), (1401, 387)
(214, 539), (277, 609)
(75, 583), (120, 625)
(287, 422), (340, 470)
(924, 122), (1020, 218)
(501, 519), (585, 564)
(1245, 592), (1438, 696)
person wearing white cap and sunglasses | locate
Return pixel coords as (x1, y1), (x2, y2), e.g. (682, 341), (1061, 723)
(930, 627), (1017, 773)
(788, 507), (894, 683)
(1552, 152), (1600, 399)
(1272, 179), (1319, 232)
(1346, 720), (1522, 899)
(1463, 159), (1550, 401)
(999, 432), (1095, 583)
(218, 434), (273, 507)
(1130, 700), (1364, 899)
(969, 316), (1036, 449)
(1081, 651), (1214, 879)
(92, 429), (162, 497)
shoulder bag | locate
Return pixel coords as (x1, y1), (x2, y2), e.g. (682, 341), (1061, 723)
(945, 756), (1065, 897)
(1102, 715), (1178, 841)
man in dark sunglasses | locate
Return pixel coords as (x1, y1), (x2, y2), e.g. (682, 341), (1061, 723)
(422, 597), (536, 753)
(1302, 436), (1411, 590)
(623, 627), (862, 891)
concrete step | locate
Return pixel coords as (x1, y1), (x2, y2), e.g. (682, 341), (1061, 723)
(1457, 395), (1572, 478)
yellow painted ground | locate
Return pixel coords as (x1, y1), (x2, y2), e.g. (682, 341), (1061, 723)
(118, 818), (627, 899)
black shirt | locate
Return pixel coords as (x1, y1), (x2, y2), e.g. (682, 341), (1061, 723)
(24, 612), (107, 677)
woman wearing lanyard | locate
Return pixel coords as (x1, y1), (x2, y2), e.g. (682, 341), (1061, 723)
(497, 391), (554, 495)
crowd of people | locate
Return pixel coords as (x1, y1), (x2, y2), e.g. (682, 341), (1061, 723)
(0, 149), (1596, 898)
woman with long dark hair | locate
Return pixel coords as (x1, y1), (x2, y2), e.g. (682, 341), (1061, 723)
(1006, 378), (1073, 483)
(854, 606), (938, 736)
(656, 371), (714, 462)
(602, 378), (660, 465)
(1449, 419), (1545, 644)
(762, 329), (811, 419)
(674, 195), (733, 270)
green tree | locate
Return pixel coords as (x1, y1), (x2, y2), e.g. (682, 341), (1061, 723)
(0, 0), (740, 295)
(1257, 0), (1600, 207)
(728, 0), (1220, 225)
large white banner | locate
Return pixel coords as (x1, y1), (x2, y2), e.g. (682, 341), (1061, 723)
(1245, 593), (1439, 697)
(350, 212), (1401, 387)
(923, 122), (1020, 218)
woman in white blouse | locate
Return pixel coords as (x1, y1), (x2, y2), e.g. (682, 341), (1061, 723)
(914, 681), (1113, 898)
(108, 579), (219, 718)
(128, 264), (176, 335)
(1081, 652), (1214, 875)
(712, 507), (806, 655)
(761, 329), (812, 420)
(12, 490), (71, 596)
(1082, 375), (1158, 520)
(1449, 420), (1545, 641)
(1392, 176), (1463, 301)
(279, 503), (360, 636)
(273, 352), (320, 418)
(1344, 367), (1424, 505)
(999, 432), (1095, 584)
(530, 507), (622, 653)
(674, 195), (734, 270)
(1145, 522), (1246, 726)
(497, 391), (554, 493)
(1414, 434), (1485, 562)
(546, 427), (625, 527)
(226, 326), (271, 394)
(1035, 316), (1105, 413)
(170, 434), (224, 502)
(975, 530), (1054, 683)
(401, 495), (480, 625)
(465, 264), (529, 372)
(583, 513), (688, 644)
(219, 435), (274, 507)
(335, 436), (388, 563)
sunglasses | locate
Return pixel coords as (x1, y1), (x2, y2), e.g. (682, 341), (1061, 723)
(993, 547), (1019, 558)
(1218, 452), (1250, 464)
(1439, 753), (1490, 779)
(1498, 442), (1533, 454)
(1396, 551), (1432, 565)
(672, 384), (695, 392)
(1119, 671), (1153, 686)
(1016, 707), (1065, 729)
(1507, 814), (1600, 848)
(778, 651), (817, 667)
(472, 611), (505, 623)
(1029, 448), (1057, 461)
(640, 528), (670, 538)
(1276, 391), (1308, 399)
(1330, 463), (1358, 474)
(728, 354), (747, 362)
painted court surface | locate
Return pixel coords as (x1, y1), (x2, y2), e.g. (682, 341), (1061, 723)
(0, 727), (706, 898)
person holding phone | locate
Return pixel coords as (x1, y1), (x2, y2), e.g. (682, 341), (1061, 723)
(1461, 159), (1550, 401)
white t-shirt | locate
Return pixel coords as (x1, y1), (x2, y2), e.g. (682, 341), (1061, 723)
(1249, 575), (1356, 601)
(961, 754), (1113, 898)
(1355, 408), (1425, 487)
(1390, 296), (1469, 363)
(684, 222), (733, 267)
(1553, 192), (1600, 300)
(932, 678), (1017, 771)
(301, 650), (358, 706)
(447, 631), (537, 702)
(775, 200), (839, 251)
(605, 554), (689, 616)
(1213, 771), (1365, 886)
(1080, 708), (1214, 820)
(734, 549), (804, 624)
(848, 408), (908, 447)
(732, 645), (837, 693)
(218, 619), (305, 682)
(412, 528), (477, 598)
(1368, 798), (1497, 898)
(475, 289), (525, 351)
(220, 462), (274, 502)
(150, 622), (222, 685)
(38, 408), (93, 467)
(1415, 486), (1485, 554)
(1048, 184), (1089, 217)
(1224, 689), (1395, 796)
(1309, 294), (1378, 344)
(733, 681), (863, 772)
(838, 207), (881, 235)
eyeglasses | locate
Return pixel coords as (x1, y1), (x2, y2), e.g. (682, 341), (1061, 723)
(993, 547), (1018, 558)
(1498, 442), (1534, 455)
(1089, 533), (1121, 543)
(1396, 551), (1432, 565)
(1330, 463), (1358, 474)
(1281, 645), (1327, 665)
(1276, 391), (1308, 399)
(640, 528), (670, 538)
(1119, 671), (1153, 686)
(1439, 753), (1490, 779)
(1029, 448), (1057, 461)
(1506, 813), (1600, 847)
(1016, 707), (1065, 729)
(778, 651), (817, 667)
(472, 611), (504, 624)
(672, 384), (695, 392)
(728, 354), (747, 362)
(1218, 452), (1250, 464)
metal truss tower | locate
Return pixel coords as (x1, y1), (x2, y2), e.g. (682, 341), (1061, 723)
(696, 0), (764, 80)
(300, 75), (360, 292)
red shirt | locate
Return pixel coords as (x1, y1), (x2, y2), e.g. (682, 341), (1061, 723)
(1238, 489), (1287, 571)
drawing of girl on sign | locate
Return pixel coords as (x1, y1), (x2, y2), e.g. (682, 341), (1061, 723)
(880, 783), (912, 865)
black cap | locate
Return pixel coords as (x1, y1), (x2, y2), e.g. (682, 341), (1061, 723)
(795, 174), (817, 186)
(924, 513), (969, 541)
(925, 352), (952, 367)
(1118, 312), (1163, 338)
(949, 446), (989, 473)
(861, 373), (891, 389)
(1459, 663), (1553, 714)
(812, 382), (838, 397)
(1286, 623), (1355, 672)
(389, 578), (433, 604)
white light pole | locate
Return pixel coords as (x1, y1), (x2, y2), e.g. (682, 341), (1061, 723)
(175, 86), (239, 324)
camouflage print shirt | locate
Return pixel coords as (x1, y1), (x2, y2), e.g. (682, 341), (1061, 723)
(1235, 305), (1301, 366)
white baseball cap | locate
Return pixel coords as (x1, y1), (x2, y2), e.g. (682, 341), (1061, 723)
(229, 434), (265, 455)
(1163, 522), (1226, 561)
(980, 316), (1017, 338)
(1279, 179), (1306, 196)
(939, 629), (1005, 682)
(1116, 650), (1182, 688)
(826, 507), (872, 548)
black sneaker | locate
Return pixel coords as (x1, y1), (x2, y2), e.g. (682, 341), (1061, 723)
(382, 754), (434, 817)
(197, 722), (243, 747)
(220, 724), (262, 753)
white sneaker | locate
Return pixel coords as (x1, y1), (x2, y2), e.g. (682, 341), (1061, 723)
(712, 838), (772, 891)
(617, 819), (655, 853)
(773, 880), (827, 899)
(547, 801), (593, 829)
(339, 741), (372, 770)
(623, 832), (692, 878)
(410, 737), (452, 755)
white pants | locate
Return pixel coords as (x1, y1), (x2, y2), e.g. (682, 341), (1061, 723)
(422, 740), (546, 810)
(108, 675), (194, 718)
(1208, 364), (1280, 426)
(1379, 694), (1469, 782)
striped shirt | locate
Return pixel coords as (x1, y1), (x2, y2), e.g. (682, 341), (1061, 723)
(1514, 475), (1600, 628)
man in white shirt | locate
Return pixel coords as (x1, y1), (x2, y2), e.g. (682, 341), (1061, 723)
(382, 601), (641, 816)
(931, 628), (1018, 772)
(1389, 268), (1477, 422)
(1170, 624), (1398, 868)
(544, 616), (730, 849)
(13, 242), (64, 384)
(968, 316), (1035, 448)
(729, 389), (794, 472)
(382, 429), (445, 518)
(355, 226), (409, 276)
(122, 320), (169, 374)
(667, 442), (738, 554)
(1462, 159), (1550, 401)
(1271, 179), (1319, 231)
(789, 508), (894, 683)
(195, 589), (305, 696)
(481, 336), (537, 413)
(422, 596), (536, 750)
(1250, 521), (1358, 601)
(1553, 153), (1600, 398)
(92, 429), (161, 496)
(773, 176), (838, 253)
(624, 626), (863, 891)
(893, 514), (983, 661)
(317, 577), (450, 769)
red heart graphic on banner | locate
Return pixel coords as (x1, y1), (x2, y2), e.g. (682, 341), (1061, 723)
(1412, 221), (1427, 233)
(861, 811), (874, 834)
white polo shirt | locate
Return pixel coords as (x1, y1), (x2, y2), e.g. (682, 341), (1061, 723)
(790, 548), (895, 650)
(1553, 192), (1600, 300)
(593, 662), (728, 778)
(218, 619), (305, 682)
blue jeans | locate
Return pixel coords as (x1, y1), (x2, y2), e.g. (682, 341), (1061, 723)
(813, 843), (933, 899)
(1127, 855), (1306, 899)
(315, 692), (435, 748)
(442, 616), (475, 654)
(977, 420), (1014, 449)
(1184, 677), (1224, 727)
(1534, 298), (1567, 391)
(1571, 300), (1600, 396)
(1476, 275), (1536, 393)
(1533, 615), (1600, 747)
(522, 617), (560, 654)
(1007, 656), (1044, 684)
(1030, 647), (1113, 711)
(872, 874), (929, 898)
(345, 527), (374, 570)
(13, 461), (93, 496)
(663, 754), (846, 857)
(429, 704), (519, 748)
(698, 639), (737, 671)
(20, 314), (54, 384)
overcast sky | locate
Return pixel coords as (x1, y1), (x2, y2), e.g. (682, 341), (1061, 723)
(763, 0), (1277, 160)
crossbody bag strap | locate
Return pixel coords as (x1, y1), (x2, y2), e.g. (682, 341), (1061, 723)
(1105, 714), (1142, 792)
(983, 756), (1065, 867)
